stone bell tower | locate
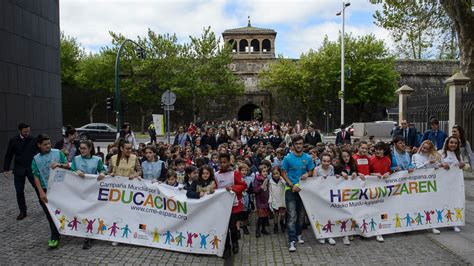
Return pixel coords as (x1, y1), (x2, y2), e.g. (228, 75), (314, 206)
(222, 17), (277, 121)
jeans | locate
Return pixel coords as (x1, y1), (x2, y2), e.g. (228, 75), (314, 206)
(285, 190), (305, 243)
(14, 174), (39, 213)
(38, 188), (60, 241)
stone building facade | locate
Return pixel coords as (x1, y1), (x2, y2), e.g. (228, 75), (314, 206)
(205, 23), (460, 129)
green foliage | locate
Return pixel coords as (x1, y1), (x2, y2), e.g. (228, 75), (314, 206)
(60, 32), (84, 86)
(373, 0), (458, 59)
(259, 34), (399, 121)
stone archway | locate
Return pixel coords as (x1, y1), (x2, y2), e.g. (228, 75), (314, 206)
(238, 103), (262, 121)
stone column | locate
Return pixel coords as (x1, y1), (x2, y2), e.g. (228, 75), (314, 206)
(395, 85), (414, 125)
(445, 72), (470, 131)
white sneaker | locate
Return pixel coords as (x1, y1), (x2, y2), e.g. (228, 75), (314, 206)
(453, 226), (461, 232)
(328, 238), (336, 245)
(343, 236), (350, 245)
(289, 241), (296, 252)
(432, 228), (441, 234)
(112, 241), (119, 246)
(318, 239), (325, 244)
(376, 235), (384, 242)
(297, 235), (304, 244)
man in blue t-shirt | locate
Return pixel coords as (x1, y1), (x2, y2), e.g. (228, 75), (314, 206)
(281, 135), (314, 252)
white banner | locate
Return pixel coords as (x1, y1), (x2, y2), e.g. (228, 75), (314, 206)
(299, 168), (465, 238)
(46, 169), (234, 257)
(152, 114), (165, 136)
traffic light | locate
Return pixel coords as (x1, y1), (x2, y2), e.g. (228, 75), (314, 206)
(121, 101), (129, 114)
(106, 97), (114, 111)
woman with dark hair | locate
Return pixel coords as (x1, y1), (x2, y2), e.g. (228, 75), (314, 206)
(70, 140), (107, 250)
(54, 125), (80, 162)
(116, 123), (137, 150)
(109, 139), (142, 180)
(452, 125), (474, 170)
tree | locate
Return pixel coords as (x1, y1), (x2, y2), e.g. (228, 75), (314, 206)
(183, 27), (244, 122)
(440, 0), (474, 82)
(260, 34), (399, 122)
(373, 0), (459, 59)
(259, 57), (315, 123)
(60, 32), (84, 86)
(75, 49), (116, 123)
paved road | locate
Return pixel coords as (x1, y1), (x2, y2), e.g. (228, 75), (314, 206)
(1, 173), (473, 265)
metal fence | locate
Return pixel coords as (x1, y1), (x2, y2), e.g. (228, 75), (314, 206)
(406, 85), (474, 145)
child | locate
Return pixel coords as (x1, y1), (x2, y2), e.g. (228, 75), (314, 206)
(165, 169), (179, 187)
(210, 152), (219, 172)
(268, 167), (286, 234)
(370, 142), (392, 179)
(141, 145), (167, 182)
(253, 165), (270, 238)
(214, 153), (247, 258)
(272, 148), (285, 168)
(239, 163), (254, 235)
(183, 165), (198, 190)
(32, 134), (69, 249)
(334, 148), (358, 179)
(440, 136), (465, 233)
(310, 147), (321, 167)
(312, 153), (337, 245)
(369, 142), (391, 242)
(412, 140), (442, 169)
(174, 158), (186, 183)
(186, 165), (216, 198)
(353, 141), (371, 177)
(391, 135), (415, 173)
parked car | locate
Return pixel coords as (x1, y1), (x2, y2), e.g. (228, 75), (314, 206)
(76, 123), (117, 141)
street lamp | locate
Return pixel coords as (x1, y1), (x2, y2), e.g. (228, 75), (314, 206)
(115, 39), (146, 132)
(336, 2), (350, 126)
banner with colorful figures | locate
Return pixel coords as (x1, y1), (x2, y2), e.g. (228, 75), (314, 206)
(299, 168), (465, 239)
(46, 169), (234, 257)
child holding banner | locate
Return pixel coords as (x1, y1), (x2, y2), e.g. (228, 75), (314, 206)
(353, 141), (371, 178)
(391, 135), (415, 173)
(313, 153), (337, 245)
(32, 134), (69, 249)
(186, 165), (215, 198)
(369, 142), (392, 242)
(440, 136), (465, 233)
(214, 153), (247, 258)
(109, 139), (142, 180)
(70, 140), (107, 249)
(334, 149), (358, 179)
(412, 140), (441, 170)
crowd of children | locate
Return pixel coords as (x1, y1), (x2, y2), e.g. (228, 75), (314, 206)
(30, 119), (470, 256)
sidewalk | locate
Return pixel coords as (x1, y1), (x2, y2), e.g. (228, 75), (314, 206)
(0, 173), (472, 264)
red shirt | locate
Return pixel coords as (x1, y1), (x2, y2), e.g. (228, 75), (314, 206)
(353, 154), (371, 175)
(214, 169), (247, 214)
(369, 156), (391, 175)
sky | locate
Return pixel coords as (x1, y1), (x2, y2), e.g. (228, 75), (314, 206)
(60, 0), (392, 59)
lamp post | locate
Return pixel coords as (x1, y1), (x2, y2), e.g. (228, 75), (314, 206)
(115, 39), (146, 132)
(336, 2), (350, 126)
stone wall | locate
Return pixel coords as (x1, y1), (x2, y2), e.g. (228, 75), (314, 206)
(0, 0), (62, 168)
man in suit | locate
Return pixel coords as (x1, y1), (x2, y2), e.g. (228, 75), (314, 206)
(2, 123), (39, 220)
(304, 124), (322, 146)
(393, 119), (418, 149)
(335, 124), (351, 146)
